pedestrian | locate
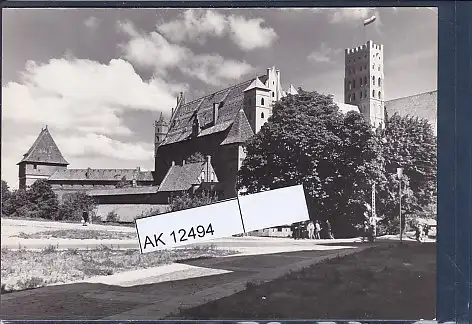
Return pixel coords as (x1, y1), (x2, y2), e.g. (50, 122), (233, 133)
(307, 221), (315, 239)
(424, 225), (429, 238)
(325, 220), (334, 239)
(82, 210), (89, 226)
(415, 223), (422, 242)
(314, 221), (321, 239)
(362, 221), (369, 242)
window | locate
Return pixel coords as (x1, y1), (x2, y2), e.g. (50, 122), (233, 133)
(364, 76), (367, 85)
(348, 81), (352, 90)
(372, 90), (375, 97)
(378, 78), (381, 86)
(261, 112), (265, 118)
(272, 92), (274, 97)
(157, 128), (160, 133)
(378, 65), (381, 71)
(378, 91), (381, 99)
(372, 64), (375, 70)
(360, 91), (363, 99)
(352, 93), (356, 101)
(261, 98), (264, 105)
(360, 78), (363, 86)
(364, 89), (368, 98)
(273, 81), (275, 85)
(33, 164), (37, 170)
(372, 76), (375, 85)
(348, 94), (351, 102)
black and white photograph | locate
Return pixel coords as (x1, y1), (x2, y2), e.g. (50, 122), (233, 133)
(1, 6), (437, 320)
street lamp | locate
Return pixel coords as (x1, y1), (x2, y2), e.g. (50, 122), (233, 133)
(396, 167), (404, 242)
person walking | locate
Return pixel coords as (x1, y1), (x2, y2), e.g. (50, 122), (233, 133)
(314, 221), (321, 239)
(82, 210), (89, 226)
(307, 221), (315, 239)
(325, 220), (334, 239)
(362, 221), (369, 242)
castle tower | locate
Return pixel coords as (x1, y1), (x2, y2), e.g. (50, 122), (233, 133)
(264, 66), (284, 104)
(243, 77), (272, 134)
(154, 112), (168, 157)
(17, 126), (69, 190)
(344, 40), (385, 128)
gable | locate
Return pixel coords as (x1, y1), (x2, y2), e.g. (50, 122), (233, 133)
(221, 109), (254, 145)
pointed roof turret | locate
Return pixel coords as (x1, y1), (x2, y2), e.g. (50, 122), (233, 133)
(18, 127), (69, 165)
(156, 112), (168, 126)
(287, 84), (299, 95)
(243, 77), (270, 92)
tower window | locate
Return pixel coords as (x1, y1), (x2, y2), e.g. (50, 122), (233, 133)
(378, 78), (381, 86)
(378, 91), (381, 99)
(372, 64), (375, 70)
(33, 164), (37, 170)
(360, 91), (363, 99)
(378, 65), (381, 71)
(348, 81), (352, 90)
(157, 128), (160, 133)
(372, 90), (375, 97)
(364, 76), (367, 85)
(372, 76), (375, 85)
(272, 92), (274, 97)
(352, 93), (356, 101)
(261, 98), (264, 105)
(261, 112), (265, 118)
(364, 89), (367, 98)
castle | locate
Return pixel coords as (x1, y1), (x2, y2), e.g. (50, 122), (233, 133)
(18, 40), (437, 215)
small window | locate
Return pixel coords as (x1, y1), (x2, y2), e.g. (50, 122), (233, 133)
(372, 64), (375, 70)
(272, 92), (274, 97)
(157, 128), (160, 133)
(364, 76), (367, 85)
(378, 91), (381, 99)
(273, 81), (275, 85)
(33, 164), (37, 170)
(372, 90), (375, 97)
(352, 93), (356, 101)
(348, 81), (352, 90)
(372, 76), (375, 85)
(364, 89), (368, 97)
(360, 91), (363, 99)
(378, 65), (381, 71)
(261, 112), (265, 118)
(261, 98), (264, 105)
(378, 78), (381, 86)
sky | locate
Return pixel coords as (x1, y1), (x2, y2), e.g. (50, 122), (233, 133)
(2, 7), (437, 189)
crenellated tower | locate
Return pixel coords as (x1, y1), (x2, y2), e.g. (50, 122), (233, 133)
(344, 40), (385, 128)
(154, 112), (168, 157)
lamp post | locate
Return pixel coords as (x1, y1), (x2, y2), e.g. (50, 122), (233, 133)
(396, 167), (403, 242)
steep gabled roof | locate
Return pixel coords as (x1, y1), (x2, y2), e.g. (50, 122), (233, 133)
(158, 161), (218, 192)
(243, 77), (270, 92)
(160, 76), (266, 146)
(385, 90), (437, 134)
(48, 168), (154, 182)
(221, 109), (254, 145)
(18, 127), (69, 165)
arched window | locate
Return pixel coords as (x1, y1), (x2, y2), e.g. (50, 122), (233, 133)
(364, 76), (367, 85)
(378, 78), (381, 86)
(272, 92), (275, 97)
(157, 128), (160, 133)
(372, 64), (375, 70)
(378, 91), (381, 99)
(372, 76), (375, 85)
(261, 98), (264, 105)
(261, 112), (265, 118)
(372, 90), (375, 97)
(364, 89), (368, 98)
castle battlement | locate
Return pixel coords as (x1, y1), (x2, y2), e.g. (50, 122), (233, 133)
(345, 40), (383, 56)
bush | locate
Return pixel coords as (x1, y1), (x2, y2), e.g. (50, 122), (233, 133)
(169, 191), (218, 212)
(106, 211), (119, 223)
(56, 192), (96, 221)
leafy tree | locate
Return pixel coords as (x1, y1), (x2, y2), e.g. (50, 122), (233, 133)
(56, 191), (96, 221)
(115, 176), (130, 188)
(376, 113), (437, 232)
(186, 152), (206, 163)
(28, 180), (58, 219)
(3, 189), (33, 217)
(1, 180), (11, 202)
(237, 90), (381, 237)
(169, 191), (218, 212)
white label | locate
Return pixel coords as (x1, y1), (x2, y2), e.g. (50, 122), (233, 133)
(135, 198), (244, 253)
(238, 185), (310, 232)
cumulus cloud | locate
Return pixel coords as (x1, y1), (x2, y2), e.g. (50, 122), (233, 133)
(227, 15), (278, 51)
(307, 43), (342, 64)
(330, 8), (373, 24)
(157, 10), (227, 44)
(118, 20), (254, 85)
(155, 9), (278, 51)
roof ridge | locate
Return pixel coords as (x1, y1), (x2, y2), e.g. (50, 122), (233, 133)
(386, 90), (437, 102)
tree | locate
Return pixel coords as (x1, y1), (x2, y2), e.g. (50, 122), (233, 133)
(237, 90), (381, 237)
(186, 152), (206, 163)
(56, 192), (96, 221)
(115, 176), (130, 188)
(169, 191), (218, 212)
(28, 180), (59, 219)
(376, 113), (437, 232)
(1, 180), (11, 202)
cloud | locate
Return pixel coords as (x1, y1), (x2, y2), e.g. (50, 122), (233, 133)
(307, 43), (342, 64)
(118, 20), (254, 85)
(227, 15), (278, 51)
(84, 16), (100, 30)
(157, 10), (227, 44)
(330, 8), (373, 24)
(155, 9), (278, 51)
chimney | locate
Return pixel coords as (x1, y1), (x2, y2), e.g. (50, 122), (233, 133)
(182, 160), (186, 165)
(213, 103), (219, 125)
(206, 155), (211, 164)
(171, 161), (175, 166)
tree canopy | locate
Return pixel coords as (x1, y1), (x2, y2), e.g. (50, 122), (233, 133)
(237, 90), (381, 236)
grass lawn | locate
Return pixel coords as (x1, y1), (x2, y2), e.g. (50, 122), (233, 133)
(14, 229), (137, 240)
(1, 245), (236, 293)
(175, 242), (436, 320)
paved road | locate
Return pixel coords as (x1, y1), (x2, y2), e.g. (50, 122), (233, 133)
(0, 246), (366, 320)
